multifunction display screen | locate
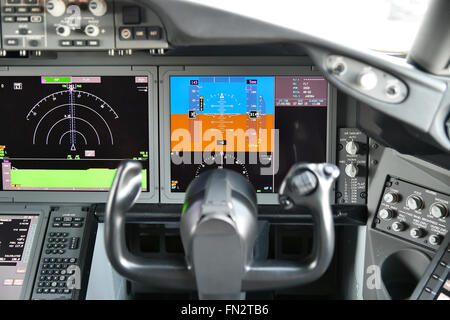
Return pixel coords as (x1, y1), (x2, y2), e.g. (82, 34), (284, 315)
(170, 75), (328, 193)
(0, 76), (149, 191)
(0, 215), (39, 300)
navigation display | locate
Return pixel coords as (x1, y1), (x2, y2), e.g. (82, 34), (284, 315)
(170, 75), (328, 193)
(0, 215), (39, 300)
(0, 76), (149, 192)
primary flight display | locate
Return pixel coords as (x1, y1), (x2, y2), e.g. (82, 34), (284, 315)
(169, 75), (328, 193)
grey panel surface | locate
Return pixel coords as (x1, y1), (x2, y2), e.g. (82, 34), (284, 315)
(86, 223), (128, 300)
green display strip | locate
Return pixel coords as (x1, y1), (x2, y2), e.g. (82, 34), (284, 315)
(10, 168), (148, 190)
(42, 76), (71, 83)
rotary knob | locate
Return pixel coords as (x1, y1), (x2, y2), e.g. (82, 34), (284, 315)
(379, 208), (394, 221)
(392, 221), (405, 232)
(357, 70), (378, 91)
(47, 0), (66, 17)
(407, 195), (424, 210)
(345, 140), (359, 155)
(344, 163), (358, 178)
(410, 228), (425, 239)
(89, 0), (107, 17)
(85, 24), (100, 37)
(56, 25), (71, 37)
(430, 203), (448, 219)
(428, 234), (442, 246)
(383, 192), (399, 204)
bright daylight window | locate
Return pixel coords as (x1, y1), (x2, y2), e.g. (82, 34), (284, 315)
(188, 0), (431, 54)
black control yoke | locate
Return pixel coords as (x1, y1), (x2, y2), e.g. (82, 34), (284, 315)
(104, 161), (339, 298)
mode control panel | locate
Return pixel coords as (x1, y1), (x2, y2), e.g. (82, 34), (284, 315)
(0, 0), (168, 53)
(1, 0), (46, 51)
(31, 206), (97, 300)
(374, 177), (449, 250)
(335, 128), (368, 204)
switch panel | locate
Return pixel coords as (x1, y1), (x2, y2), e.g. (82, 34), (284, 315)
(374, 177), (449, 250)
(335, 128), (368, 204)
(0, 0), (169, 52)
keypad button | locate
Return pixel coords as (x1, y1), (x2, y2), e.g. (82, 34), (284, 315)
(3, 7), (15, 13)
(16, 16), (30, 23)
(30, 7), (43, 13)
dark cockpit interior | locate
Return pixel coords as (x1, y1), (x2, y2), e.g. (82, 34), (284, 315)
(0, 0), (449, 305)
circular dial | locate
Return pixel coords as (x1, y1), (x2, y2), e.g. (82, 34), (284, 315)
(344, 163), (358, 178)
(428, 234), (442, 246)
(345, 140), (359, 155)
(410, 228), (425, 239)
(26, 86), (118, 151)
(379, 208), (394, 220)
(430, 203), (448, 219)
(195, 153), (249, 179)
(406, 195), (424, 210)
(383, 192), (399, 204)
(89, 0), (108, 17)
(392, 221), (405, 232)
(47, 0), (67, 17)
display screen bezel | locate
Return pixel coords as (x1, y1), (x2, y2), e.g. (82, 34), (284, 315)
(0, 66), (159, 204)
(159, 66), (337, 204)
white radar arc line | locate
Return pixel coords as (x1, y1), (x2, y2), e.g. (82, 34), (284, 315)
(26, 90), (119, 120)
(32, 104), (114, 145)
(58, 130), (88, 145)
(45, 117), (101, 145)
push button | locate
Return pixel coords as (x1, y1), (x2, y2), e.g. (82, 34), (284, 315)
(74, 40), (86, 46)
(3, 7), (15, 13)
(30, 15), (42, 23)
(16, 16), (30, 22)
(17, 7), (29, 13)
(147, 26), (162, 40)
(134, 27), (147, 40)
(59, 40), (73, 47)
(30, 7), (43, 13)
(7, 0), (21, 4)
(87, 40), (99, 46)
(24, 0), (39, 4)
(5, 38), (19, 46)
(3, 16), (16, 23)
